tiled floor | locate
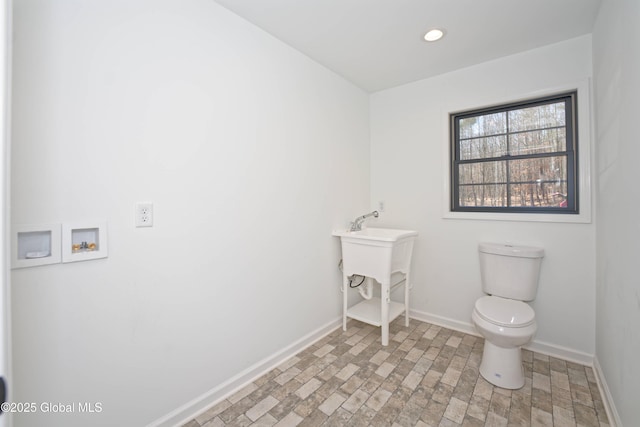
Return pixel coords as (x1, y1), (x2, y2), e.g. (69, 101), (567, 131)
(182, 318), (610, 426)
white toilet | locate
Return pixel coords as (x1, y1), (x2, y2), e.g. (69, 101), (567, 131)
(472, 242), (544, 389)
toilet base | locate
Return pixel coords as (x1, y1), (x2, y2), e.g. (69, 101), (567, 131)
(479, 340), (525, 389)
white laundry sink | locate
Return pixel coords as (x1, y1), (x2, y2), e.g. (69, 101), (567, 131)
(332, 227), (418, 281)
(332, 227), (418, 346)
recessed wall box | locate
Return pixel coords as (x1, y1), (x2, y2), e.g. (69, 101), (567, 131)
(62, 221), (108, 263)
(12, 224), (62, 269)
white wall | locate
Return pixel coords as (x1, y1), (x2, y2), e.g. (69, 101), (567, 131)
(593, 0), (640, 424)
(1, 2), (11, 427)
(10, 1), (369, 426)
(370, 36), (596, 359)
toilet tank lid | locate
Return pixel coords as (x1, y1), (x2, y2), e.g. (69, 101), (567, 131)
(475, 296), (535, 327)
(479, 242), (544, 258)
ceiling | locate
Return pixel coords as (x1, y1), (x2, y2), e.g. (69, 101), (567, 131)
(213, 0), (602, 93)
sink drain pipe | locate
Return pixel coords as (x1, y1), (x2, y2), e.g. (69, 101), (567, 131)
(338, 259), (373, 300)
(358, 278), (373, 300)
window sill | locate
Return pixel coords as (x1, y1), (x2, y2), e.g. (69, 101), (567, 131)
(443, 210), (591, 224)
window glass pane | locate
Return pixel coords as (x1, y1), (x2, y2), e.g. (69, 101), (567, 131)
(459, 184), (507, 207)
(510, 128), (566, 156)
(458, 161), (507, 207)
(508, 156), (568, 208)
(508, 102), (565, 132)
(459, 161), (506, 185)
(459, 135), (507, 160)
(459, 112), (506, 139)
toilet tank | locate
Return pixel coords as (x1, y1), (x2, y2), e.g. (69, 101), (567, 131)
(479, 242), (544, 301)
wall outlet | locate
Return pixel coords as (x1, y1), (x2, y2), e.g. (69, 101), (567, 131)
(378, 201), (385, 212)
(135, 202), (153, 227)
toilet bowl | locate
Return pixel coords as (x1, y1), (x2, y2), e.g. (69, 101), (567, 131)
(472, 242), (544, 390)
(472, 295), (537, 389)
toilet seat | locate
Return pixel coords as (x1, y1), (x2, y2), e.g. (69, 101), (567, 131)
(474, 296), (535, 327)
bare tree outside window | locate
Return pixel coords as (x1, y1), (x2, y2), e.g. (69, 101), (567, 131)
(450, 92), (578, 214)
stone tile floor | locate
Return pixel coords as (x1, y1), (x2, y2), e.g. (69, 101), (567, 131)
(182, 318), (610, 426)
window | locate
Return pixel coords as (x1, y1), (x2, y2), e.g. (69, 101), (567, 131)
(450, 91), (578, 214)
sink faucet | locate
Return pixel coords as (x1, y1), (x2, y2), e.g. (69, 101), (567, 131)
(350, 210), (379, 231)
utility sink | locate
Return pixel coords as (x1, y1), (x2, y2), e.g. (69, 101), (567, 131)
(332, 227), (417, 241)
(333, 227), (418, 346)
(332, 228), (418, 281)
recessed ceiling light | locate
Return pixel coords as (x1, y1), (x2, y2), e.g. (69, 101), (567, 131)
(424, 28), (445, 42)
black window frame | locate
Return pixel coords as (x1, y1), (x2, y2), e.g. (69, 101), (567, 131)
(450, 91), (579, 214)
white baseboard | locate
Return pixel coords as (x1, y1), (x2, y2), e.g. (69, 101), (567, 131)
(593, 357), (622, 427)
(409, 309), (479, 337)
(147, 318), (342, 427)
(525, 339), (593, 366)
(409, 308), (594, 365)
